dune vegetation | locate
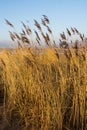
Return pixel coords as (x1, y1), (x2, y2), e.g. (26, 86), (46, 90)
(0, 16), (87, 130)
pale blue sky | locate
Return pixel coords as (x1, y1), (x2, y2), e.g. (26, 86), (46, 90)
(0, 0), (87, 47)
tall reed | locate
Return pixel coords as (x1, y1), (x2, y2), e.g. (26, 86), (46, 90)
(0, 16), (86, 130)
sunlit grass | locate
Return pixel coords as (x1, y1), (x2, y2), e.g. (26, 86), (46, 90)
(0, 16), (86, 130)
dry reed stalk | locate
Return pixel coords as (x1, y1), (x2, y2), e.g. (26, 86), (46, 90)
(3, 16), (87, 130)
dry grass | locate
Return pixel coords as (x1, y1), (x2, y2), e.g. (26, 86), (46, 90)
(0, 16), (86, 130)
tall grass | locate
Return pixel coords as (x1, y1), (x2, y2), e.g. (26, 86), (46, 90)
(0, 16), (86, 130)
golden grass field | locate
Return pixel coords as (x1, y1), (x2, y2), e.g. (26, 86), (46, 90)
(0, 16), (87, 130)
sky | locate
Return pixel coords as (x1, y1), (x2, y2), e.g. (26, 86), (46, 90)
(0, 0), (87, 47)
